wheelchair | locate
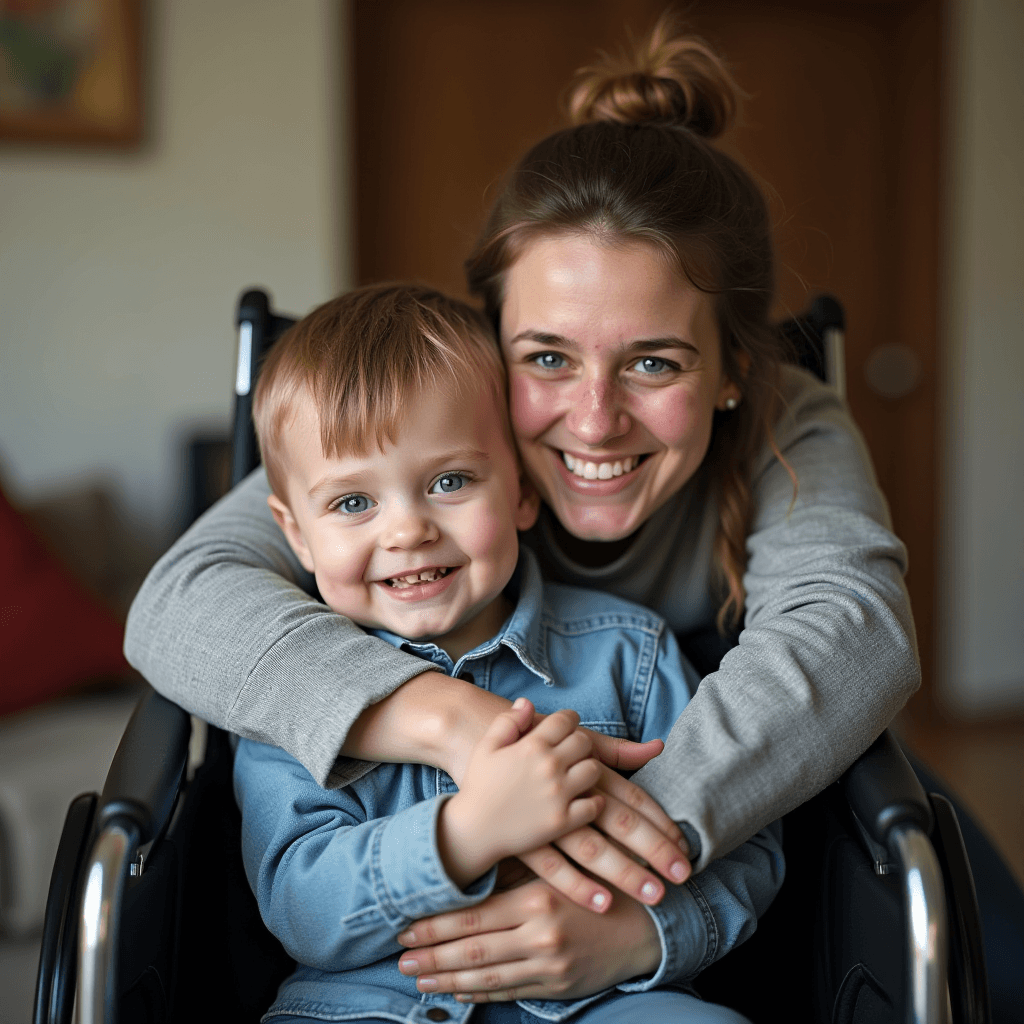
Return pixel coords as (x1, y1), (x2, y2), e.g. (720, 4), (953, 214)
(32, 290), (1011, 1024)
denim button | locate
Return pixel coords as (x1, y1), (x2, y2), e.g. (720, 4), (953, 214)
(426, 1009), (450, 1022)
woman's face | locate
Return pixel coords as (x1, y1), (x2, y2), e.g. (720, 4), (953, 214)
(500, 233), (740, 542)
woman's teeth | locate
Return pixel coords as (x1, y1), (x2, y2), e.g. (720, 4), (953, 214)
(561, 453), (642, 480)
(386, 567), (451, 588)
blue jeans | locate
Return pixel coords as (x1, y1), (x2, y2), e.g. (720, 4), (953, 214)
(264, 988), (753, 1023)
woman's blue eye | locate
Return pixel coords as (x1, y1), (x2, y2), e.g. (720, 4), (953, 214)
(633, 356), (669, 374)
(431, 473), (468, 494)
(533, 352), (566, 370)
(337, 494), (375, 514)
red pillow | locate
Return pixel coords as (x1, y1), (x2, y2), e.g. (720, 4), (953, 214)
(0, 485), (128, 717)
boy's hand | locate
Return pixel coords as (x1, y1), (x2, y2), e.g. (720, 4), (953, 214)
(437, 700), (604, 888)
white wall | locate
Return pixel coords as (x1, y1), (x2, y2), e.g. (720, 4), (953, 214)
(941, 0), (1024, 714)
(0, 0), (349, 551)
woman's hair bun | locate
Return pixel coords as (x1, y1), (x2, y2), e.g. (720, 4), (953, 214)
(567, 14), (739, 138)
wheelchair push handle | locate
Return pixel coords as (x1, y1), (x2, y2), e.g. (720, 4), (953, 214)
(232, 288), (296, 488)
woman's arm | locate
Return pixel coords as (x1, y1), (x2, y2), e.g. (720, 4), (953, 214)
(631, 368), (921, 870)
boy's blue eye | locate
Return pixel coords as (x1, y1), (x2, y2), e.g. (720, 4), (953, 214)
(533, 352), (566, 369)
(431, 473), (467, 494)
(337, 494), (375, 514)
(633, 356), (669, 374)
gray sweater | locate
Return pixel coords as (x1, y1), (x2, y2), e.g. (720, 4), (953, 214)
(124, 366), (919, 870)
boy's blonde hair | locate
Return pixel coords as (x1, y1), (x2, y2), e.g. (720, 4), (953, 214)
(254, 282), (508, 500)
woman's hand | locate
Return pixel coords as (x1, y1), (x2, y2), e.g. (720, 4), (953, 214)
(517, 760), (691, 912)
(396, 877), (662, 1002)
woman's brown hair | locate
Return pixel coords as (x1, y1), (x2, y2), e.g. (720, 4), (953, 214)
(465, 14), (792, 632)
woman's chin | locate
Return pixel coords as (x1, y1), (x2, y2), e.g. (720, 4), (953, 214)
(552, 501), (644, 544)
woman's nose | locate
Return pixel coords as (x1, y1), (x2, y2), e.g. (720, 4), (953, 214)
(382, 505), (439, 549)
(565, 375), (631, 447)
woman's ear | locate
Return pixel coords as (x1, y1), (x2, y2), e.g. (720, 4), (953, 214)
(267, 493), (316, 574)
(515, 474), (542, 532)
(715, 379), (742, 411)
(716, 350), (750, 410)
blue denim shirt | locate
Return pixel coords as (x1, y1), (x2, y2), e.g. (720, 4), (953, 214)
(235, 550), (785, 1023)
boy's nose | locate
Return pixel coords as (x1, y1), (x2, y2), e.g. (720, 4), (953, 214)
(382, 508), (440, 549)
(565, 375), (631, 447)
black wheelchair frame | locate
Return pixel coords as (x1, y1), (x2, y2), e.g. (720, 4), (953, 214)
(33, 291), (992, 1024)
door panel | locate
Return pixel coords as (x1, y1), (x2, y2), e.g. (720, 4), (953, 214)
(352, 0), (941, 702)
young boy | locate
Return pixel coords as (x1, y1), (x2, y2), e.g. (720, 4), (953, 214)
(235, 283), (783, 1024)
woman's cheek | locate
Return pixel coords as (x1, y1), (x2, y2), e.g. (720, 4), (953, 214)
(637, 388), (710, 449)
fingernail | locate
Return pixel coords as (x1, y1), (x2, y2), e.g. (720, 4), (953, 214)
(397, 929), (415, 944)
(418, 977), (438, 991)
(456, 994), (472, 1003)
(669, 860), (689, 882)
(512, 697), (527, 709)
(641, 880), (661, 901)
(398, 957), (419, 974)
(591, 891), (609, 910)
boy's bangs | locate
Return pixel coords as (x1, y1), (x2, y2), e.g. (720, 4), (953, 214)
(316, 353), (502, 459)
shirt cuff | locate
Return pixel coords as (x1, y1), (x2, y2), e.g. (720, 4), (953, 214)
(616, 881), (710, 992)
(326, 756), (381, 789)
(370, 795), (497, 928)
(679, 820), (702, 864)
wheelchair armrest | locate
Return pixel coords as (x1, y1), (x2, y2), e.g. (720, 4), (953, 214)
(96, 688), (191, 843)
(34, 793), (97, 1024)
(78, 690), (192, 1024)
(841, 729), (932, 849)
(843, 730), (949, 1024)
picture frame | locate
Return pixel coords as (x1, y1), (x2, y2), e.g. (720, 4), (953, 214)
(0, 0), (143, 147)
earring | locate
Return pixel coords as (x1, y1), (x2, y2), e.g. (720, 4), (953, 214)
(725, 396), (739, 410)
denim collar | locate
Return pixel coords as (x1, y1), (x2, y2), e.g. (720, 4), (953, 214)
(369, 546), (554, 686)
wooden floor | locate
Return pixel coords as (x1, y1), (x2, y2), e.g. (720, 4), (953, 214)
(896, 711), (1024, 889)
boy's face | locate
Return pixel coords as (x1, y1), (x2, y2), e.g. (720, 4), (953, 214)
(268, 383), (539, 658)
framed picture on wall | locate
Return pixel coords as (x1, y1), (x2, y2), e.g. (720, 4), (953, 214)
(0, 0), (142, 146)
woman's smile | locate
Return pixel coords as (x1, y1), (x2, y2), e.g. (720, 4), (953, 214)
(559, 451), (648, 480)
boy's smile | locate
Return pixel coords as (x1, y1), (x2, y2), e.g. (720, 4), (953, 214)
(268, 386), (539, 660)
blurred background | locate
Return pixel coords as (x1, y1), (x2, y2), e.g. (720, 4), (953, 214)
(0, 0), (1021, 1017)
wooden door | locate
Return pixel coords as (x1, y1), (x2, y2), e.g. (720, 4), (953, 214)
(352, 0), (943, 709)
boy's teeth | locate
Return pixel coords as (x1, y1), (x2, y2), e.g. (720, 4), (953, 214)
(387, 567), (450, 588)
(561, 453), (639, 479)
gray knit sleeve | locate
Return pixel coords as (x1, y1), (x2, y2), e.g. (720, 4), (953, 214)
(123, 468), (437, 786)
(631, 368), (920, 870)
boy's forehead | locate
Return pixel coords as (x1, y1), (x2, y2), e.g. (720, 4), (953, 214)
(280, 377), (513, 477)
